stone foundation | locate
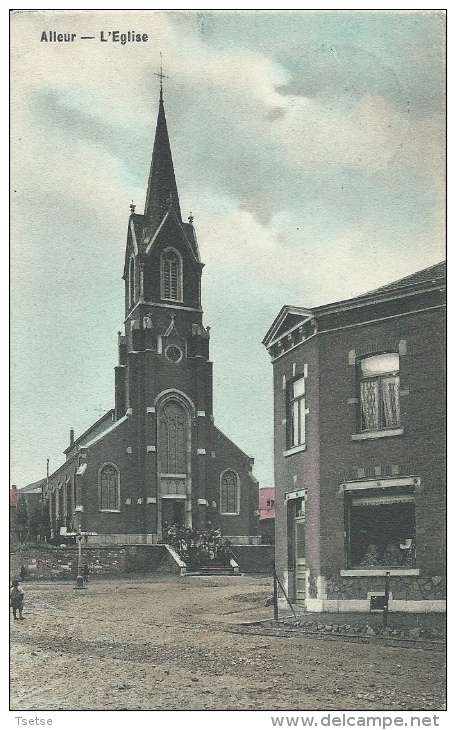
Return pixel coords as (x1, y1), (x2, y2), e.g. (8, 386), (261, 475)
(278, 568), (446, 613)
(324, 573), (446, 602)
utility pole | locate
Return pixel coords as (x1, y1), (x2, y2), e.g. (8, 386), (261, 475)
(46, 458), (51, 542)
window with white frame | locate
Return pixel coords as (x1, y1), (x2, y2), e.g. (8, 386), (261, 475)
(99, 464), (120, 511)
(287, 375), (306, 448)
(161, 248), (182, 301)
(220, 470), (239, 514)
(345, 490), (416, 568)
(359, 353), (400, 432)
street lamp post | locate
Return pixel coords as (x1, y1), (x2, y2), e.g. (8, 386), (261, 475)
(383, 571), (391, 628)
(74, 525), (87, 590)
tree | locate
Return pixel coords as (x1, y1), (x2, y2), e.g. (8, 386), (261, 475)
(40, 501), (51, 543)
(28, 500), (44, 541)
(15, 496), (29, 543)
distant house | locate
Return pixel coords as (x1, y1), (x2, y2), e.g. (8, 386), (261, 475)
(263, 262), (446, 613)
(11, 479), (47, 543)
(258, 487), (275, 545)
(19, 479), (45, 513)
(10, 485), (18, 509)
(9, 485), (19, 538)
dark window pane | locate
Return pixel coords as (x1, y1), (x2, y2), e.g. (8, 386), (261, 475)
(221, 471), (238, 513)
(348, 499), (415, 568)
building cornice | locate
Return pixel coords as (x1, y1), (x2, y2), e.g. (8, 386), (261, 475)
(264, 270), (445, 352)
(268, 304), (444, 363)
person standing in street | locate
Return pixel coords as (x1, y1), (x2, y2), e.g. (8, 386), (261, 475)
(10, 579), (25, 620)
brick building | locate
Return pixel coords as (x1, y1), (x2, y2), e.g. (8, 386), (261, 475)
(10, 485), (19, 509)
(42, 89), (259, 547)
(19, 479), (45, 512)
(258, 487), (275, 545)
(263, 262), (446, 612)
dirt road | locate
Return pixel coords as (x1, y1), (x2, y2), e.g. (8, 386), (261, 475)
(10, 575), (445, 711)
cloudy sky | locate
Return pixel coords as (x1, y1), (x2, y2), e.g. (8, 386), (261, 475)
(10, 9), (445, 490)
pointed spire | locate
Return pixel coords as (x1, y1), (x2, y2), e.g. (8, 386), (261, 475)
(144, 84), (182, 232)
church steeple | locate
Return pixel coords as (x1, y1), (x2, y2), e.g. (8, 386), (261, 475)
(143, 88), (182, 234)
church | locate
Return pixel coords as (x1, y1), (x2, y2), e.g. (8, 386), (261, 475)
(43, 87), (259, 548)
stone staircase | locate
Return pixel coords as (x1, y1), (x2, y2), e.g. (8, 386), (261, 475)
(184, 558), (240, 576)
(164, 544), (240, 576)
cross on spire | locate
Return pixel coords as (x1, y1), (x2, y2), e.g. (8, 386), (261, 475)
(154, 53), (169, 99)
(144, 57), (182, 226)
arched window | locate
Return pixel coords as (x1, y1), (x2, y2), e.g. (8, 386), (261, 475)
(161, 248), (182, 301)
(220, 470), (239, 514)
(158, 399), (188, 474)
(99, 464), (120, 511)
(129, 256), (135, 309)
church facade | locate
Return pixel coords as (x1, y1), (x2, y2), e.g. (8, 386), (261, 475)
(43, 90), (259, 546)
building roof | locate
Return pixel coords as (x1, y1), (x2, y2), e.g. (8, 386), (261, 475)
(366, 261), (446, 296)
(264, 261), (446, 350)
(64, 410), (115, 455)
(313, 260), (446, 316)
(20, 478), (45, 494)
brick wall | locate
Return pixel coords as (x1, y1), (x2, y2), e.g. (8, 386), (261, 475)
(229, 545), (274, 574)
(270, 292), (445, 605)
(318, 307), (446, 577)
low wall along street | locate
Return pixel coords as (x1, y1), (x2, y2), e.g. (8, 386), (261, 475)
(10, 544), (169, 581)
(10, 544), (274, 580)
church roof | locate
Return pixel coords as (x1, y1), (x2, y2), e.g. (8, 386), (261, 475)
(63, 410), (115, 455)
(143, 90), (182, 233)
(124, 210), (201, 277)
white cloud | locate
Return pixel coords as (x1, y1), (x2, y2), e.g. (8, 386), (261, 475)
(276, 92), (410, 172)
(198, 197), (445, 308)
